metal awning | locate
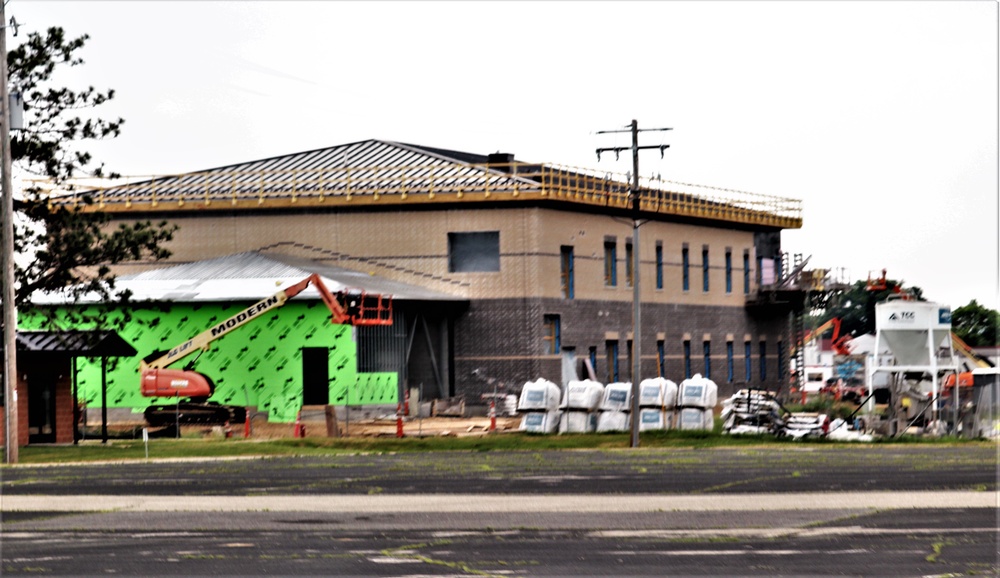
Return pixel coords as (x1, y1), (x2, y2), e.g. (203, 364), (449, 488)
(16, 330), (137, 357)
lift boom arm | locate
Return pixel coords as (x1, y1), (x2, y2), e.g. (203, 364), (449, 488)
(140, 274), (391, 372)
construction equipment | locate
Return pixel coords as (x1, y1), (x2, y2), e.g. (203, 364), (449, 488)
(140, 274), (392, 427)
(800, 317), (852, 356)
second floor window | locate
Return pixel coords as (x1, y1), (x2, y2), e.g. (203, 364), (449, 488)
(560, 246), (574, 299)
(625, 241), (634, 287)
(682, 245), (690, 291)
(655, 243), (664, 289)
(604, 240), (618, 287)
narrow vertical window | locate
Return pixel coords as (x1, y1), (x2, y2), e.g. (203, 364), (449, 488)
(725, 249), (733, 294)
(625, 241), (634, 288)
(702, 245), (710, 292)
(744, 340), (752, 382)
(756, 255), (763, 287)
(589, 346), (598, 379)
(606, 340), (620, 383)
(703, 340), (711, 379)
(726, 341), (734, 383)
(681, 244), (690, 291)
(543, 315), (561, 354)
(759, 340), (767, 382)
(560, 246), (574, 299)
(657, 339), (665, 377)
(683, 339), (692, 379)
(626, 339), (634, 381)
(604, 239), (617, 287)
(655, 242), (663, 290)
(743, 250), (751, 295)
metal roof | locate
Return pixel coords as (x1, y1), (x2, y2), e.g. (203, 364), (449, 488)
(46, 139), (803, 230)
(16, 330), (137, 357)
(32, 252), (466, 305)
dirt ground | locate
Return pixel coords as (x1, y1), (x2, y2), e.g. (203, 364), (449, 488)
(243, 414), (523, 440)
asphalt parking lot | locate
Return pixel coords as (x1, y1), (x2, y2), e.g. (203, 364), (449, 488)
(2, 445), (997, 576)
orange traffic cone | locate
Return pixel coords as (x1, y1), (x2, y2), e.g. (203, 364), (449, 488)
(396, 403), (404, 438)
(489, 400), (496, 433)
(293, 410), (303, 438)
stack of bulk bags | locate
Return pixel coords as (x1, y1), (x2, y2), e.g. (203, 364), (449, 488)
(676, 374), (718, 431)
(596, 382), (632, 432)
(517, 378), (562, 433)
(637, 377), (678, 431)
(559, 379), (605, 433)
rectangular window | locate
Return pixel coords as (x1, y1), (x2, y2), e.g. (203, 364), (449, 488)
(703, 340), (711, 379)
(543, 315), (561, 355)
(725, 250), (733, 294)
(682, 245), (690, 291)
(702, 246), (710, 292)
(657, 339), (665, 377)
(606, 340), (619, 383)
(743, 250), (751, 295)
(589, 346), (598, 378)
(448, 231), (500, 272)
(726, 341), (734, 383)
(756, 255), (763, 287)
(560, 246), (574, 299)
(625, 241), (634, 288)
(655, 242), (663, 290)
(759, 340), (767, 381)
(683, 339), (692, 379)
(626, 339), (634, 381)
(745, 341), (752, 383)
(604, 239), (618, 287)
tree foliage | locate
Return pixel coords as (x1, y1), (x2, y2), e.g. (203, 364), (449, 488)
(809, 277), (923, 338)
(951, 300), (1000, 347)
(7, 27), (176, 309)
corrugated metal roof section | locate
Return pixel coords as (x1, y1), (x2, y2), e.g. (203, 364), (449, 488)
(31, 252), (466, 305)
(16, 330), (137, 357)
(72, 139), (541, 207)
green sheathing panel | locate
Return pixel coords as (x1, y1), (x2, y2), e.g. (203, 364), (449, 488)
(20, 302), (397, 423)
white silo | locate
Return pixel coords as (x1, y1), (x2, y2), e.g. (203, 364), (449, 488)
(870, 298), (958, 431)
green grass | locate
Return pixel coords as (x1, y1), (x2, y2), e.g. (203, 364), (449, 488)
(6, 428), (992, 465)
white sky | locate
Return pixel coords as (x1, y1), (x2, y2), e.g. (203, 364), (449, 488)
(8, 1), (999, 310)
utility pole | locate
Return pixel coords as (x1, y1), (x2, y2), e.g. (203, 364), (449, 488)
(1, 3), (17, 464)
(596, 120), (671, 448)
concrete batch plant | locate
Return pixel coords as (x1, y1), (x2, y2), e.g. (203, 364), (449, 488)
(36, 139), (806, 423)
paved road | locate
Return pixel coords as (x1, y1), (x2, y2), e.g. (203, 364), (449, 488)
(2, 446), (997, 576)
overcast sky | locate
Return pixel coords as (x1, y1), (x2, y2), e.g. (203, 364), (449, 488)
(8, 1), (998, 310)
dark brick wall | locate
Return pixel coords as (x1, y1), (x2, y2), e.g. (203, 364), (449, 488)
(452, 297), (792, 400)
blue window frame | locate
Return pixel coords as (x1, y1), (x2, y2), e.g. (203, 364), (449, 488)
(725, 250), (732, 294)
(560, 246), (574, 299)
(726, 341), (734, 383)
(655, 243), (663, 290)
(745, 341), (752, 382)
(682, 245), (690, 291)
(743, 251), (751, 294)
(589, 346), (597, 377)
(683, 339), (692, 379)
(606, 340), (619, 383)
(703, 340), (711, 379)
(702, 246), (709, 292)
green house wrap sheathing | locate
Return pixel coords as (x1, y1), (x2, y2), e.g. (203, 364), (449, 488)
(20, 301), (398, 423)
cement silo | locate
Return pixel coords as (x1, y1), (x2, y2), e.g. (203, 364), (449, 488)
(870, 298), (958, 434)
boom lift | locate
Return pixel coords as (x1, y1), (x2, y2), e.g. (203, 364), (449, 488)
(140, 274), (392, 426)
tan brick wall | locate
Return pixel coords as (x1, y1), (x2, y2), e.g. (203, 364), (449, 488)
(111, 207), (759, 307)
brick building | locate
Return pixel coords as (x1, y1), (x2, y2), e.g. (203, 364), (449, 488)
(63, 139), (804, 405)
